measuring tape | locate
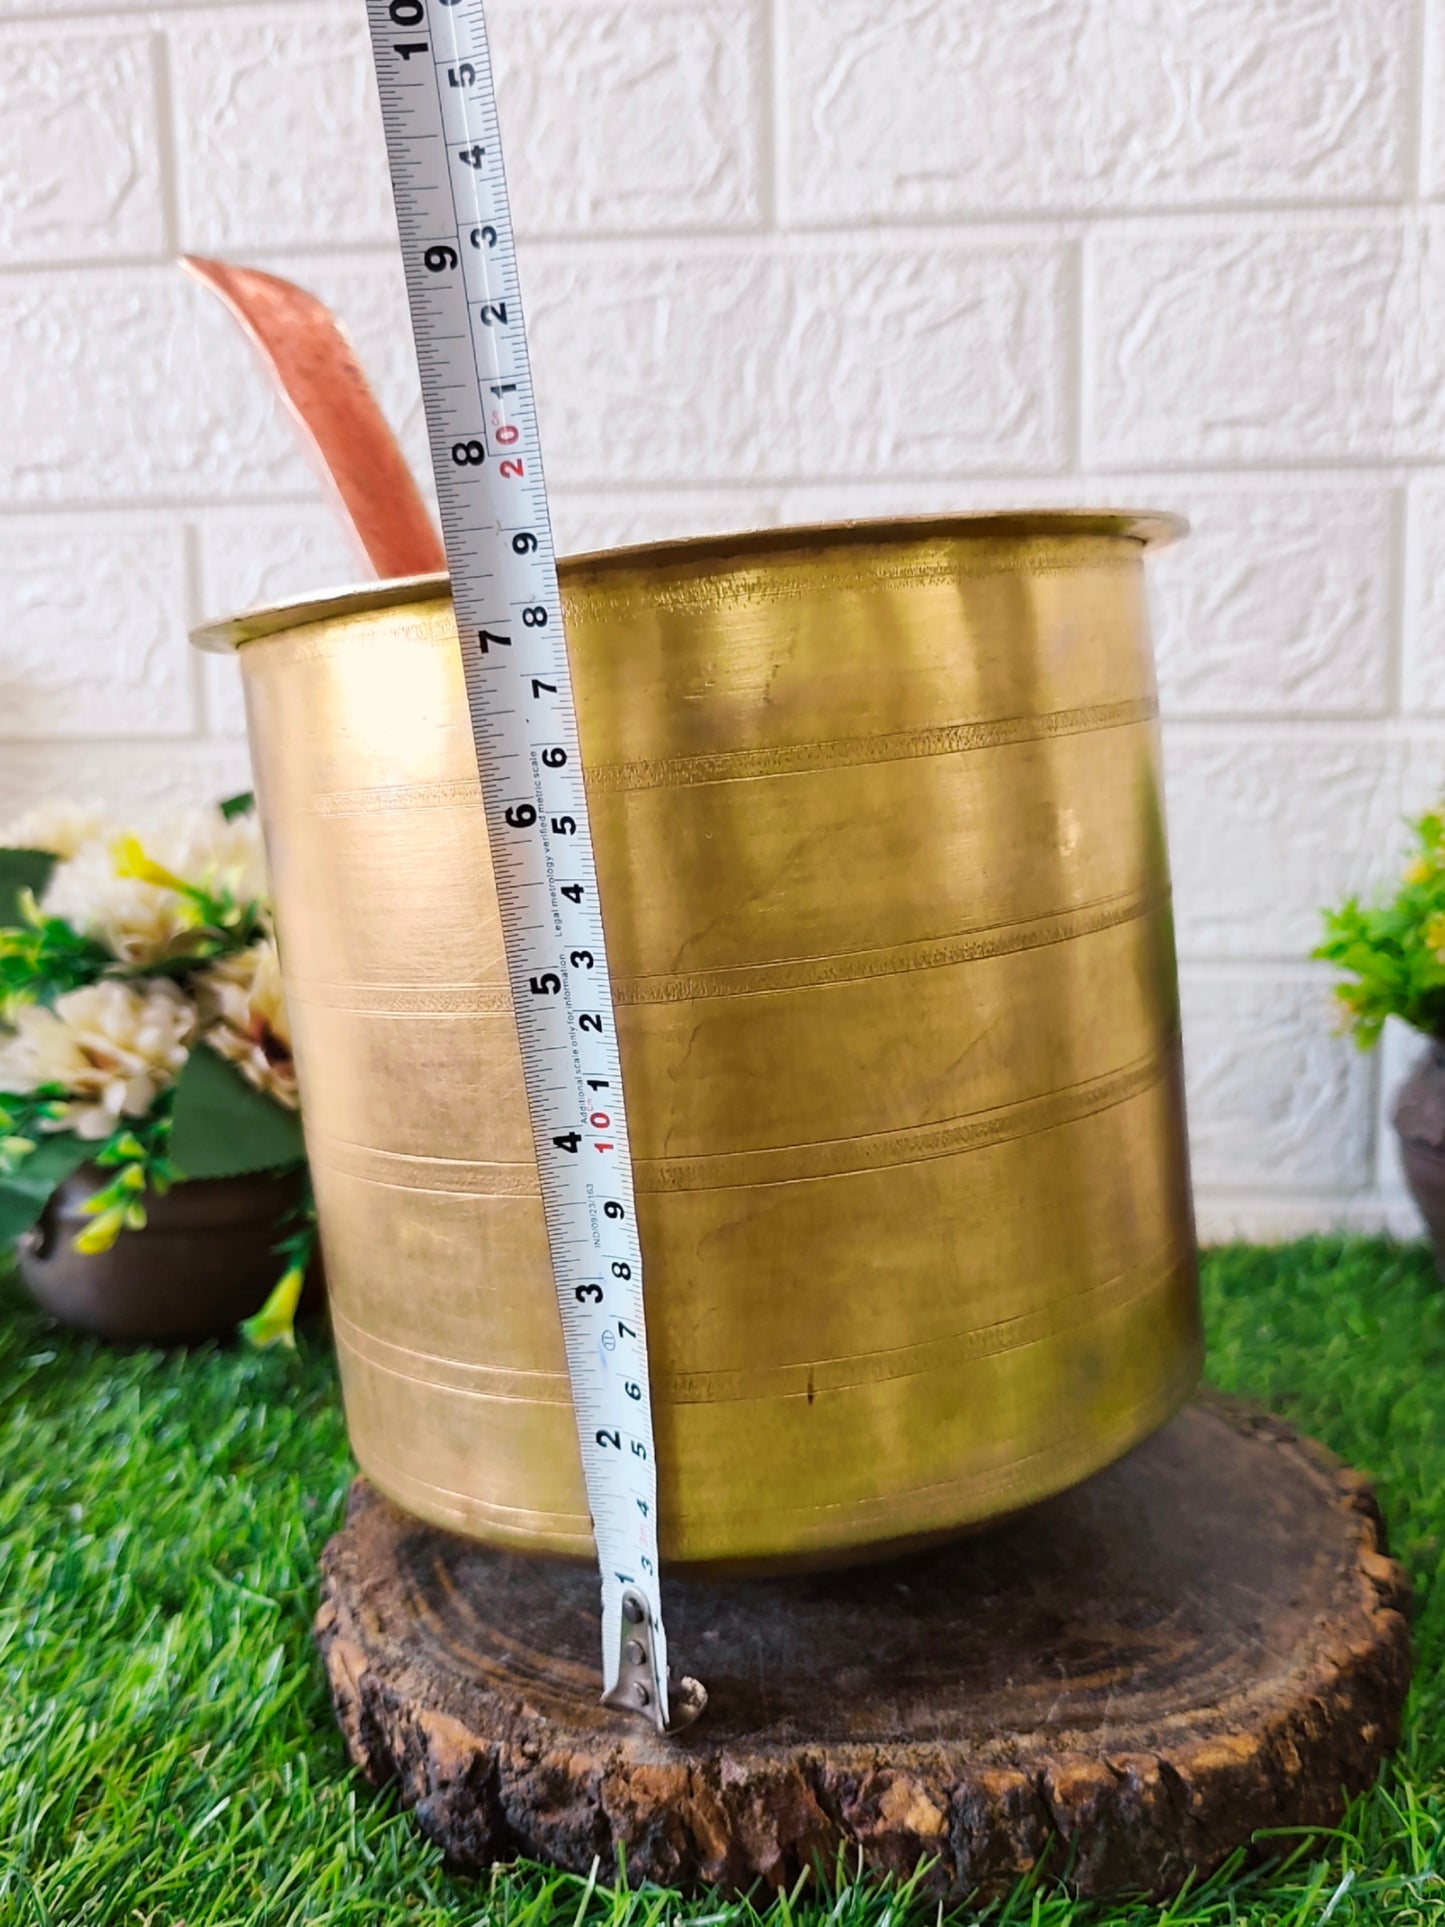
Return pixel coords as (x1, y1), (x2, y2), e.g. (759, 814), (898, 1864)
(364, 0), (699, 1735)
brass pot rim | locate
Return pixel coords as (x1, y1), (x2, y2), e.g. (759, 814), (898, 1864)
(189, 507), (1188, 654)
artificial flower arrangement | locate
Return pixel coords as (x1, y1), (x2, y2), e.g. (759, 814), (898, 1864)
(0, 798), (312, 1346)
(1316, 804), (1445, 1044)
(1317, 800), (1445, 1269)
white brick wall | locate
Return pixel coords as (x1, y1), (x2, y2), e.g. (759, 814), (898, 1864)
(2, 0), (1442, 1242)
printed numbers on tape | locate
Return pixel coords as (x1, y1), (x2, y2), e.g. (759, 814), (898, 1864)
(363, 0), (677, 1731)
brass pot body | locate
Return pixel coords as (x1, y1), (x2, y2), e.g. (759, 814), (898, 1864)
(194, 515), (1202, 1569)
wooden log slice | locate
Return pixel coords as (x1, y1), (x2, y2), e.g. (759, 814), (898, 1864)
(315, 1397), (1411, 1899)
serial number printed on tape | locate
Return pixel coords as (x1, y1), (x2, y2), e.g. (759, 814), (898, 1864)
(364, 0), (675, 1730)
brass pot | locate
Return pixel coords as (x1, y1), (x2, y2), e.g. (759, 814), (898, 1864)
(193, 513), (1201, 1569)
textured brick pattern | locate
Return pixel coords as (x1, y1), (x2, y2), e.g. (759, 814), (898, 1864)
(1144, 483), (1397, 719)
(1180, 969), (1376, 1194)
(0, 522), (194, 739)
(1, 0), (1440, 1238)
(1164, 729), (1420, 962)
(0, 22), (166, 264)
(782, 0), (1409, 221)
(1405, 478), (1445, 714)
(525, 240), (1069, 483)
(1087, 223), (1445, 467)
(170, 7), (395, 253)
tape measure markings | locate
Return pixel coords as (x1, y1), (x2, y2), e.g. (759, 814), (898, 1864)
(363, 0), (683, 1732)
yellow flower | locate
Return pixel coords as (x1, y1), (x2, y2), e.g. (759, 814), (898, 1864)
(242, 1265), (305, 1350)
(112, 834), (188, 893)
(73, 1205), (127, 1255)
(1328, 986), (1360, 1034)
(1427, 913), (1445, 960)
(0, 979), (196, 1139)
(1406, 856), (1435, 886)
(198, 938), (298, 1110)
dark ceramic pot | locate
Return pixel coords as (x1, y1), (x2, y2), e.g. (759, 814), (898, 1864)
(1393, 1040), (1445, 1278)
(16, 1164), (321, 1343)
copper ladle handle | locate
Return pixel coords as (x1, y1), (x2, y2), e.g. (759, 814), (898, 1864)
(183, 255), (446, 582)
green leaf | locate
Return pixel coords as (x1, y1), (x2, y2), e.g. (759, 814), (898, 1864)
(0, 1132), (90, 1246)
(0, 848), (56, 929)
(170, 1046), (305, 1180)
(219, 792), (256, 821)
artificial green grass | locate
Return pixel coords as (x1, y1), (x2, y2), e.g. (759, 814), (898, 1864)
(0, 1240), (1442, 1926)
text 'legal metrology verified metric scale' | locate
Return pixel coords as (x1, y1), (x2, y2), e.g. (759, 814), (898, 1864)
(362, 0), (703, 1734)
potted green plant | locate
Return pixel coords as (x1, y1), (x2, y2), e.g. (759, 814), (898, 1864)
(0, 798), (315, 1345)
(1317, 804), (1445, 1270)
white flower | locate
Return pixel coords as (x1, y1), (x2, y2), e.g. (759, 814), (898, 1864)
(40, 844), (195, 966)
(199, 937), (298, 1110)
(0, 805), (111, 860)
(143, 809), (269, 907)
(39, 808), (269, 968)
(0, 979), (196, 1140)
